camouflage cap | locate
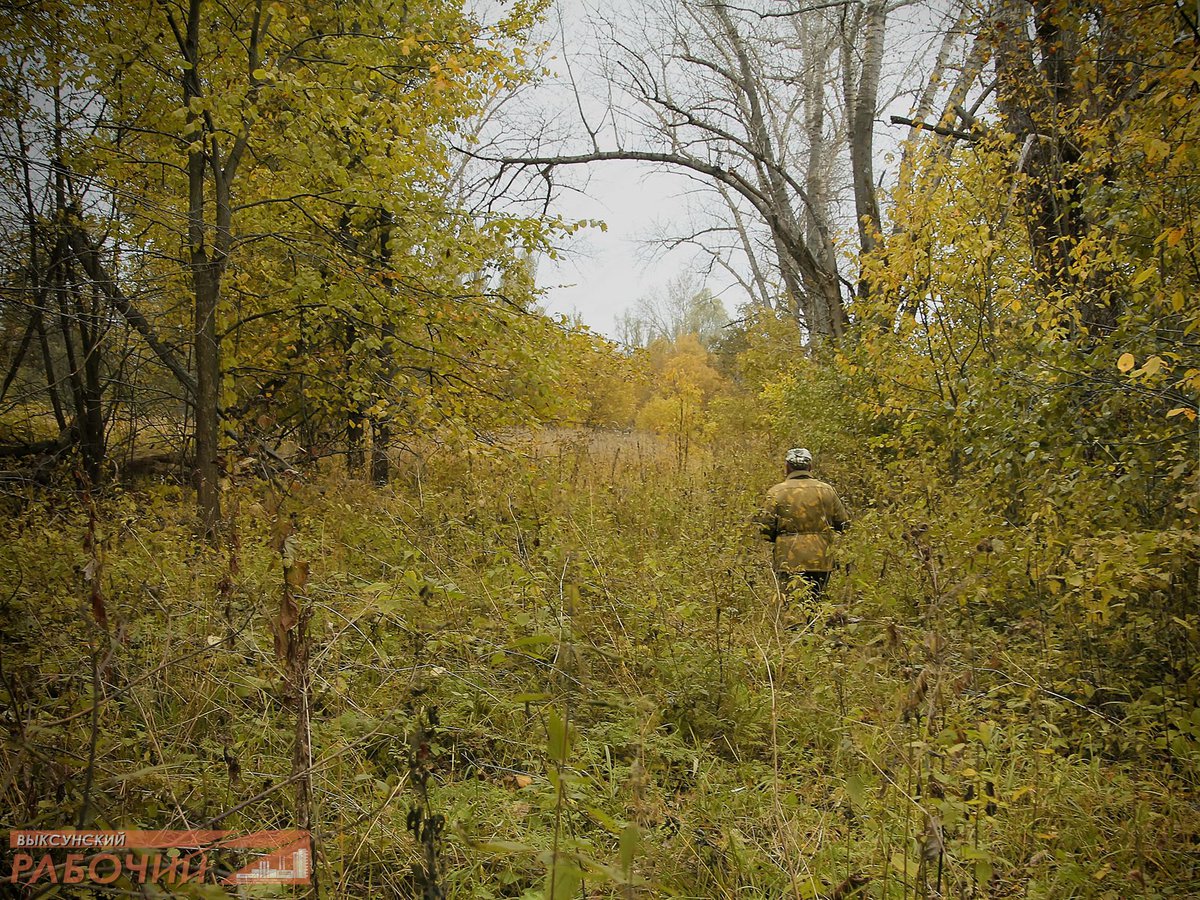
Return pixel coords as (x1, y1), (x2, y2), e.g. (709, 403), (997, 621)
(785, 447), (812, 467)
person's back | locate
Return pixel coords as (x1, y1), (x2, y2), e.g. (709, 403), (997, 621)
(758, 448), (849, 598)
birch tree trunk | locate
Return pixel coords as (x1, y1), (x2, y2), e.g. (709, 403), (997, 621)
(844, 0), (886, 261)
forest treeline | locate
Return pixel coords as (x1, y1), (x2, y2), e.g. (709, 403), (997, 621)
(1, 0), (1198, 897)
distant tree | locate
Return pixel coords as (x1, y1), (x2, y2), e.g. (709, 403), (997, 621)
(617, 273), (729, 349)
(635, 333), (724, 464)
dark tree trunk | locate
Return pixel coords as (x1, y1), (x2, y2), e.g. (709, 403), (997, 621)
(52, 233), (105, 484)
(370, 210), (397, 486)
(36, 308), (67, 432)
(51, 82), (105, 481)
(370, 420), (389, 485)
(182, 0), (223, 540)
(192, 253), (223, 537)
(347, 411), (365, 474)
(990, 0), (1112, 333)
(69, 260), (106, 484)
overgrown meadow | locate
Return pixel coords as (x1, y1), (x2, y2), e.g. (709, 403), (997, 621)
(3, 420), (1196, 898)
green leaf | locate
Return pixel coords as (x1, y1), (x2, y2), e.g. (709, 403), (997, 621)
(544, 854), (582, 900)
(512, 692), (551, 703)
(477, 839), (534, 856)
(619, 824), (640, 873)
(890, 852), (918, 877)
(546, 709), (571, 763)
(583, 805), (621, 834)
(975, 859), (994, 884)
(846, 774), (867, 808)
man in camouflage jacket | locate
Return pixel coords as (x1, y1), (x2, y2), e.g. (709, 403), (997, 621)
(757, 448), (850, 599)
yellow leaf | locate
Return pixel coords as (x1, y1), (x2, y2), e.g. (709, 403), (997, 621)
(1167, 226), (1186, 248)
(1117, 352), (1136, 373)
(1141, 355), (1164, 376)
(1132, 267), (1156, 287)
(1167, 407), (1197, 421)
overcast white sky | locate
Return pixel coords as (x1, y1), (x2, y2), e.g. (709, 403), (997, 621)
(536, 164), (702, 337)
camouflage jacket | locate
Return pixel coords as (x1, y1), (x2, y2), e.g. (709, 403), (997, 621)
(757, 471), (850, 573)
